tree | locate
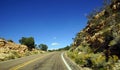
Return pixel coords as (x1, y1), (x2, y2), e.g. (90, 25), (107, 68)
(19, 37), (35, 51)
(7, 39), (14, 43)
(57, 45), (71, 51)
(63, 45), (71, 50)
(38, 44), (48, 51)
(0, 37), (5, 40)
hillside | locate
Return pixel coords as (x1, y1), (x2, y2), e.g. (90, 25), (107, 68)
(68, 0), (120, 70)
(0, 39), (43, 61)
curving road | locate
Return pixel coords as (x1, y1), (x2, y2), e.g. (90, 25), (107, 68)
(0, 52), (68, 70)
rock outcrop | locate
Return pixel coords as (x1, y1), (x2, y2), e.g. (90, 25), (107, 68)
(68, 0), (120, 70)
(72, 0), (120, 58)
(0, 39), (28, 61)
(0, 39), (28, 53)
(0, 39), (44, 61)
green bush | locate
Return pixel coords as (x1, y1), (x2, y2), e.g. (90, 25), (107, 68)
(90, 53), (106, 68)
(7, 54), (15, 60)
(7, 39), (14, 43)
(74, 52), (106, 68)
(11, 51), (21, 58)
(75, 53), (87, 66)
(67, 51), (77, 60)
(77, 45), (92, 53)
(67, 49), (119, 70)
(3, 53), (16, 61)
(103, 55), (118, 70)
(24, 51), (31, 56)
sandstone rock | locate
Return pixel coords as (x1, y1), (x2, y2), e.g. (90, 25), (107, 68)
(0, 39), (6, 47)
(18, 45), (28, 53)
(94, 10), (105, 19)
(0, 39), (28, 56)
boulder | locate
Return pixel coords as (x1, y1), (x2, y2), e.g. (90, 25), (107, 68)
(0, 39), (6, 47)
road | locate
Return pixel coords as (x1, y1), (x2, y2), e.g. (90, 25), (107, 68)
(0, 52), (68, 70)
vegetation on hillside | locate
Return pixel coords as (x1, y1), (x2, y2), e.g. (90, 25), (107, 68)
(68, 0), (120, 70)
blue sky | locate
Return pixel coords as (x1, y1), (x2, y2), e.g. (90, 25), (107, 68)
(0, 0), (103, 50)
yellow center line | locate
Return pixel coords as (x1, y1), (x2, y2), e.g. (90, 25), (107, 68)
(9, 54), (49, 70)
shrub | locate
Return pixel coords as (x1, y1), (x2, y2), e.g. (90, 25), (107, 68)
(67, 50), (119, 70)
(11, 51), (21, 58)
(90, 53), (106, 68)
(112, 55), (119, 62)
(4, 53), (16, 60)
(75, 54), (87, 66)
(77, 45), (92, 53)
(67, 51), (77, 60)
(7, 54), (15, 60)
(103, 55), (118, 70)
(75, 53), (106, 68)
(7, 39), (14, 43)
(24, 51), (31, 56)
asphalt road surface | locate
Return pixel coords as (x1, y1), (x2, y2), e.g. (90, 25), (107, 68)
(0, 52), (68, 70)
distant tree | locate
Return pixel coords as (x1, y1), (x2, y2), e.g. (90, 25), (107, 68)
(34, 44), (37, 48)
(64, 45), (71, 50)
(38, 44), (48, 51)
(57, 45), (71, 51)
(103, 0), (111, 7)
(86, 9), (100, 20)
(0, 37), (5, 40)
(48, 50), (53, 52)
(19, 37), (35, 51)
(7, 39), (14, 43)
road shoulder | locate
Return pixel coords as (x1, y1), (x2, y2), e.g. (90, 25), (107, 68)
(63, 52), (81, 70)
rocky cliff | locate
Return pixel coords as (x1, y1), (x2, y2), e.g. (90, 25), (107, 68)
(68, 0), (120, 70)
(0, 39), (42, 61)
(0, 39), (28, 61)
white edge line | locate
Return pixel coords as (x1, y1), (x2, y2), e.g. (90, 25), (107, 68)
(61, 52), (72, 70)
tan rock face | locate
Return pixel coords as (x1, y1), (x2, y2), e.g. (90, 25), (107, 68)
(0, 39), (29, 61)
(18, 45), (28, 53)
(0, 39), (28, 53)
(71, 0), (120, 58)
(0, 42), (5, 47)
(0, 39), (6, 47)
(113, 4), (117, 9)
(94, 10), (105, 19)
(112, 2), (120, 11)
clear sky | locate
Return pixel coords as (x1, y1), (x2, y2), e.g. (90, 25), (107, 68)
(0, 0), (103, 50)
